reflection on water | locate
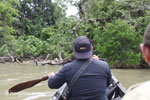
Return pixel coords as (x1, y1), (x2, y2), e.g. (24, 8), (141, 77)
(0, 63), (150, 100)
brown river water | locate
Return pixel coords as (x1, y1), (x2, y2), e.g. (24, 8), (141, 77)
(0, 63), (150, 100)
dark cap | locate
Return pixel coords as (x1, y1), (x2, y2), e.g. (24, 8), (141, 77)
(74, 36), (93, 59)
(144, 24), (150, 45)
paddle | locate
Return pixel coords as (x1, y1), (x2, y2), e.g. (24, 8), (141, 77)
(8, 76), (48, 93)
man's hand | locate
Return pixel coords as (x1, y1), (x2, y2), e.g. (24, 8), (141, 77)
(48, 72), (55, 78)
(92, 55), (99, 60)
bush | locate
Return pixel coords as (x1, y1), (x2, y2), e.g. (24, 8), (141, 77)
(94, 19), (142, 68)
(0, 45), (9, 56)
(11, 35), (47, 57)
(42, 25), (75, 59)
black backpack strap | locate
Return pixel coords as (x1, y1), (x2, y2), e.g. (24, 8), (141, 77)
(68, 58), (93, 92)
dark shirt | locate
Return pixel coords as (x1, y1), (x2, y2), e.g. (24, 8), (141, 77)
(48, 58), (112, 100)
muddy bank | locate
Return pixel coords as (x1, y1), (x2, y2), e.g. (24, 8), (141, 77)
(0, 54), (72, 66)
(0, 54), (149, 69)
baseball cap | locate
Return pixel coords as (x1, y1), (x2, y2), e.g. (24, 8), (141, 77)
(74, 36), (93, 59)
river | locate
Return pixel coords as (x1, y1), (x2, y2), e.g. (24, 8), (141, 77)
(0, 63), (150, 100)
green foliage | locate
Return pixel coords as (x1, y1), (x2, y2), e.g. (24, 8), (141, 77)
(11, 35), (48, 57)
(79, 0), (150, 68)
(0, 0), (150, 68)
(0, 0), (19, 57)
(0, 45), (9, 56)
(41, 18), (77, 59)
(86, 0), (150, 34)
(17, 0), (65, 36)
(0, 0), (19, 46)
(94, 19), (142, 67)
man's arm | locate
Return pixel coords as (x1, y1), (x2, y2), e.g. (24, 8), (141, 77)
(92, 55), (112, 86)
(48, 67), (66, 89)
(107, 68), (112, 86)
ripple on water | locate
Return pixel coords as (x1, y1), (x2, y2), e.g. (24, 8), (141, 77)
(7, 79), (20, 82)
(22, 92), (54, 100)
(22, 92), (46, 100)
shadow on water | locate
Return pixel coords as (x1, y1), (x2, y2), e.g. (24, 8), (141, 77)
(0, 63), (150, 100)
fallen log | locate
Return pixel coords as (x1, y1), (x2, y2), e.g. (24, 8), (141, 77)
(35, 59), (64, 66)
(0, 57), (12, 63)
(0, 55), (20, 63)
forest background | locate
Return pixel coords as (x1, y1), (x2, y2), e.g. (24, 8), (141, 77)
(1, 0), (150, 68)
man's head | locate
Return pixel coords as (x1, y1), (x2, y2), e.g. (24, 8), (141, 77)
(73, 36), (93, 59)
(141, 24), (150, 64)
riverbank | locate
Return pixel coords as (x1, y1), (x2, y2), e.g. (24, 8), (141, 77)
(0, 55), (150, 69)
(0, 54), (72, 66)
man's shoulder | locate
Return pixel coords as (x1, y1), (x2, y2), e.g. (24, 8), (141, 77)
(62, 60), (77, 70)
(93, 59), (109, 67)
(64, 60), (77, 66)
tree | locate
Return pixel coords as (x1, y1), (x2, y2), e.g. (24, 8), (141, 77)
(60, 0), (150, 68)
(84, 0), (150, 34)
(18, 0), (65, 37)
(94, 19), (142, 68)
(0, 0), (19, 56)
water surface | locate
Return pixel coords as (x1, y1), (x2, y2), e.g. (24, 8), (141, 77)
(0, 63), (150, 100)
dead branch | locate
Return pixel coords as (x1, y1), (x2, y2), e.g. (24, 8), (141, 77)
(35, 59), (39, 66)
(77, 0), (87, 18)
(72, 0), (88, 37)
(58, 53), (63, 63)
(16, 58), (21, 64)
(8, 54), (15, 63)
(45, 54), (50, 61)
(72, 18), (86, 37)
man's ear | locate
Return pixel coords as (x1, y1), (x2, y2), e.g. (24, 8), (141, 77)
(141, 44), (150, 63)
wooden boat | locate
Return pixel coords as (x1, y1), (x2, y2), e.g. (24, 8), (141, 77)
(50, 75), (126, 100)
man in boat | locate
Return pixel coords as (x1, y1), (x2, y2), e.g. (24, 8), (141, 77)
(122, 24), (150, 100)
(47, 36), (112, 100)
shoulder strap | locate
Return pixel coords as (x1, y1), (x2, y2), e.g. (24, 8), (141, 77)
(68, 58), (93, 92)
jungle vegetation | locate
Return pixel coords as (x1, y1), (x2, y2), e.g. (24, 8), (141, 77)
(1, 0), (150, 68)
